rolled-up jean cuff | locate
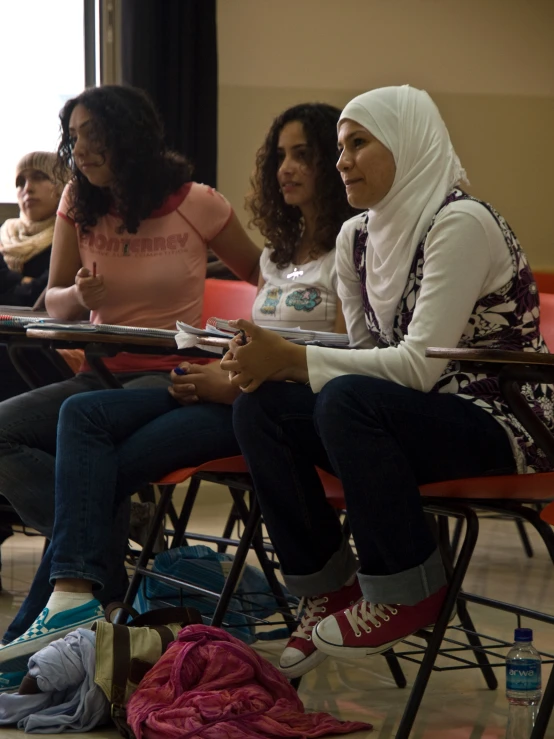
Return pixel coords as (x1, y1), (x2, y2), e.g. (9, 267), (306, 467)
(49, 563), (104, 592)
(358, 548), (446, 606)
(282, 537), (358, 598)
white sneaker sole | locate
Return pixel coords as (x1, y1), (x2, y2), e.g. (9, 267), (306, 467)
(312, 631), (403, 659)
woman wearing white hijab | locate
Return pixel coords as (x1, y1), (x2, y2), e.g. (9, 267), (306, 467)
(223, 85), (553, 678)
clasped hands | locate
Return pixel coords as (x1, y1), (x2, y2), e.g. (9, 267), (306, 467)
(220, 319), (309, 393)
(170, 320), (309, 404)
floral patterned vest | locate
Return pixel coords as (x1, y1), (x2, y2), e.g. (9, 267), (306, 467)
(353, 188), (554, 473)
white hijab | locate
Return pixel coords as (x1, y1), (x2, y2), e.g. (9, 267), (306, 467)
(339, 85), (467, 338)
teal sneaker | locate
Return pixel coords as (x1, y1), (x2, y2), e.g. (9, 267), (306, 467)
(0, 669), (26, 693)
(0, 599), (104, 672)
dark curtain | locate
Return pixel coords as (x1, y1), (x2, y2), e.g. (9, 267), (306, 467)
(121, 0), (218, 187)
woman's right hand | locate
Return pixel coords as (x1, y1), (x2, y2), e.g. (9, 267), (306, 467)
(74, 267), (107, 310)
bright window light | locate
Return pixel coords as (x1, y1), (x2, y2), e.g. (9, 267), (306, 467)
(0, 0), (85, 202)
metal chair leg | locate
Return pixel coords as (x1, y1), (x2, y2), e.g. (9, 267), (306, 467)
(118, 484), (175, 622)
(437, 515), (498, 689)
(230, 489), (296, 630)
(515, 518), (534, 558)
(439, 516), (498, 690)
(170, 477), (201, 548)
(384, 649), (408, 689)
(395, 504), (479, 739)
(450, 518), (464, 559)
(211, 495), (263, 627)
(218, 495), (243, 553)
(455, 599), (498, 689)
(531, 660), (554, 739)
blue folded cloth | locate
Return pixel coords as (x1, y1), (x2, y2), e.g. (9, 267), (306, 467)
(0, 628), (109, 733)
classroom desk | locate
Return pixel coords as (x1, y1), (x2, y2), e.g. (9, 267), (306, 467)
(0, 309), (63, 388)
(25, 328), (229, 389)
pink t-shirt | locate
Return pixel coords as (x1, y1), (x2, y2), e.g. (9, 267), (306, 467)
(57, 182), (232, 372)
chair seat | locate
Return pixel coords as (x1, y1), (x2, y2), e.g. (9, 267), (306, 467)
(156, 455), (248, 485)
(318, 469), (554, 508)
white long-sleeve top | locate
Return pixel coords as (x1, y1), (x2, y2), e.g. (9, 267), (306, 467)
(306, 198), (514, 393)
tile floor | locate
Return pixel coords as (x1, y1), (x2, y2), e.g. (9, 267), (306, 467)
(0, 483), (553, 737)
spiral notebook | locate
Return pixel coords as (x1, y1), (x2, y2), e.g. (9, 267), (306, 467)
(0, 314), (51, 331)
(24, 320), (177, 340)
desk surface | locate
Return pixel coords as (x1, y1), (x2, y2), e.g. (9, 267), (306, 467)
(25, 328), (230, 352)
(426, 347), (554, 365)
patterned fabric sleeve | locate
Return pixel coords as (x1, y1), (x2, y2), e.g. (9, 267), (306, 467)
(336, 217), (375, 349)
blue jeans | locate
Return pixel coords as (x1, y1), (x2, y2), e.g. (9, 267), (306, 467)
(0, 372), (168, 643)
(232, 376), (516, 605)
(2, 386), (238, 643)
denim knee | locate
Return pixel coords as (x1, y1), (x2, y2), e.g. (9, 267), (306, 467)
(233, 385), (287, 440)
(58, 390), (104, 429)
(315, 376), (377, 439)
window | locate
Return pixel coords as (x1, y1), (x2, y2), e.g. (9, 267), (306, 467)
(0, 0), (86, 203)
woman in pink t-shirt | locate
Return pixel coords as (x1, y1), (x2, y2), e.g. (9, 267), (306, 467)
(0, 86), (260, 674)
(0, 103), (355, 681)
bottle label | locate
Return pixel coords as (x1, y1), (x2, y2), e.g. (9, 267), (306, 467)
(506, 659), (542, 692)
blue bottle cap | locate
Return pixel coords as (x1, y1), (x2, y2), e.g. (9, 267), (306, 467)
(514, 627), (533, 642)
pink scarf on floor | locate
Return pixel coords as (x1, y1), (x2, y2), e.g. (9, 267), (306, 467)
(126, 624), (371, 739)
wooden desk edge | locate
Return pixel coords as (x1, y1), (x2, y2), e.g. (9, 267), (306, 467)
(426, 347), (554, 365)
(26, 328), (230, 351)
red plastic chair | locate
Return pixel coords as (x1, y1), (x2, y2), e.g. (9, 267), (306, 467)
(201, 278), (257, 326)
(535, 272), (554, 296)
(539, 293), (554, 352)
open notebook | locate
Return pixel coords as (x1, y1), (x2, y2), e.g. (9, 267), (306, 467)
(10, 318), (178, 340)
(176, 317), (350, 347)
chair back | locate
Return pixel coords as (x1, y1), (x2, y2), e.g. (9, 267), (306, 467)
(539, 292), (554, 352)
(534, 272), (554, 294)
(201, 279), (257, 326)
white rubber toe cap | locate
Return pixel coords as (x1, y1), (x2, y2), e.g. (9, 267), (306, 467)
(279, 646), (306, 669)
(313, 614), (344, 648)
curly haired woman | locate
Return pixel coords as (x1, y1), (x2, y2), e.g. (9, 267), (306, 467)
(248, 102), (353, 333)
(0, 102), (355, 688)
(0, 85), (259, 674)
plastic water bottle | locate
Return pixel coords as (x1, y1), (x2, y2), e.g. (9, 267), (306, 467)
(506, 627), (542, 738)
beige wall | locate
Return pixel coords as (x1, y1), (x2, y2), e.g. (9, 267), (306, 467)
(217, 0), (554, 269)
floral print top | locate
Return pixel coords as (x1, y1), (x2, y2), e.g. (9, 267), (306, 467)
(353, 189), (554, 473)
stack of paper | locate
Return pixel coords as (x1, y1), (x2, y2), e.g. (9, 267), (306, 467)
(176, 317), (350, 347)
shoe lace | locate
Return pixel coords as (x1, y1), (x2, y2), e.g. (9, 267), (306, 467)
(291, 595), (329, 641)
(345, 600), (398, 637)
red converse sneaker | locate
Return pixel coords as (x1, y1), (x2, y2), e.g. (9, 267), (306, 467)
(312, 585), (447, 660)
(279, 579), (362, 678)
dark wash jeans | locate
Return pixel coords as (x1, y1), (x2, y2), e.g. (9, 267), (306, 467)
(232, 375), (516, 605)
(2, 380), (238, 643)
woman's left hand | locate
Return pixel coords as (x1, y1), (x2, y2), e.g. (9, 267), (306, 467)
(220, 319), (309, 392)
(169, 361), (239, 405)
